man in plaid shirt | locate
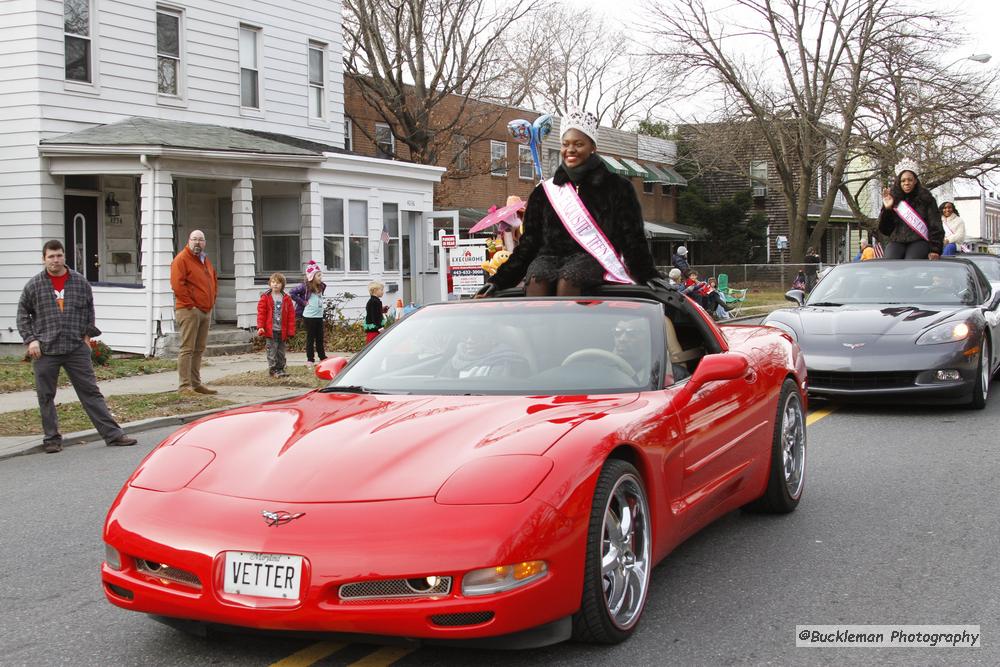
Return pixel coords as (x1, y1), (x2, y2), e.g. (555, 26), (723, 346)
(17, 240), (137, 453)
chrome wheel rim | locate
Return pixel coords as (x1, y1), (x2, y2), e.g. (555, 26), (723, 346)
(600, 473), (651, 630)
(781, 392), (806, 499)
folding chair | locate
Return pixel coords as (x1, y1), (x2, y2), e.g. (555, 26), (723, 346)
(717, 273), (730, 292)
(722, 287), (748, 317)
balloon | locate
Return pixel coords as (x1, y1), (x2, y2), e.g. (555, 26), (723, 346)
(506, 114), (553, 181)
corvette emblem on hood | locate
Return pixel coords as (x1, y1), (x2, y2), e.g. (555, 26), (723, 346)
(261, 510), (305, 527)
(842, 343), (865, 349)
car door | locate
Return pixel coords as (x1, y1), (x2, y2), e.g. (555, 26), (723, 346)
(674, 338), (771, 532)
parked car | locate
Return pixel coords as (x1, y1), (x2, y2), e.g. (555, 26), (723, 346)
(102, 283), (807, 648)
(766, 258), (1000, 408)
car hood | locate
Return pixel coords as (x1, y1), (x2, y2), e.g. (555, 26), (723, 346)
(793, 304), (962, 336)
(175, 392), (638, 502)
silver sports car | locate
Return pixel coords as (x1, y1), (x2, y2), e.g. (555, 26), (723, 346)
(764, 259), (1000, 408)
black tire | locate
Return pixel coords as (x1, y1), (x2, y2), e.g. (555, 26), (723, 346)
(572, 459), (651, 644)
(970, 337), (990, 410)
(746, 378), (806, 514)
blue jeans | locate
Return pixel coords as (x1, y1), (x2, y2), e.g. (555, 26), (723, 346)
(942, 243), (958, 256)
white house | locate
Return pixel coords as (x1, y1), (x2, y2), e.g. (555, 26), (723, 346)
(0, 0), (443, 356)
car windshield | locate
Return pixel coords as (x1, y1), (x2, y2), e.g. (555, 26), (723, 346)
(806, 262), (977, 306)
(329, 299), (666, 395)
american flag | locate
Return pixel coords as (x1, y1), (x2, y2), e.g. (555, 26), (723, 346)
(380, 228), (390, 244)
(873, 240), (884, 258)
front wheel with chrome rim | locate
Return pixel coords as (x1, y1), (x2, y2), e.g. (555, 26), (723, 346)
(572, 459), (652, 644)
(970, 337), (990, 410)
(746, 378), (806, 514)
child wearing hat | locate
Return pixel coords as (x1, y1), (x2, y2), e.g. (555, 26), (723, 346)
(289, 260), (328, 366)
(485, 108), (660, 296)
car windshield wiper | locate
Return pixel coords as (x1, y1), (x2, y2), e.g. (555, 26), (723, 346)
(320, 385), (388, 394)
(808, 301), (843, 307)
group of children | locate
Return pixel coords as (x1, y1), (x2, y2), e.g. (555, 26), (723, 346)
(667, 268), (735, 320)
(255, 259), (387, 376)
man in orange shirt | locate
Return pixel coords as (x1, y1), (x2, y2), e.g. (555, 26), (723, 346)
(170, 230), (218, 394)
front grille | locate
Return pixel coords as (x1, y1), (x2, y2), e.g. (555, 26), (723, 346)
(339, 577), (453, 601)
(135, 559), (202, 589)
(430, 611), (495, 627)
(809, 370), (918, 391)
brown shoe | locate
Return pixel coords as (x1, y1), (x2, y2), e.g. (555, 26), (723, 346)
(43, 442), (63, 454)
(193, 385), (218, 395)
(178, 387), (198, 397)
(107, 435), (138, 447)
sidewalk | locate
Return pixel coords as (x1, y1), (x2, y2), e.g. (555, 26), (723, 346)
(0, 352), (325, 461)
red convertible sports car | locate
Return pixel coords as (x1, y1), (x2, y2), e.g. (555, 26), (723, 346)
(102, 284), (807, 648)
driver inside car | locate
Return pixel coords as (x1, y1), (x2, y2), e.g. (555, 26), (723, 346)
(611, 317), (690, 385)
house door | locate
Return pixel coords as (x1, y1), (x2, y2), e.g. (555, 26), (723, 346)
(419, 211), (459, 304)
(64, 195), (100, 282)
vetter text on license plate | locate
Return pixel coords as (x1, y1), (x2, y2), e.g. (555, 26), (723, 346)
(223, 551), (303, 599)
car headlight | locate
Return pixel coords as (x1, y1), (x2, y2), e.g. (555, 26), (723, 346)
(129, 446), (215, 492)
(764, 320), (797, 342)
(462, 561), (548, 596)
(436, 455), (552, 505)
(916, 321), (971, 345)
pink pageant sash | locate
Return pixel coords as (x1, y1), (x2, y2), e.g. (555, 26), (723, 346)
(895, 200), (929, 241)
(541, 179), (635, 284)
(942, 216), (956, 237)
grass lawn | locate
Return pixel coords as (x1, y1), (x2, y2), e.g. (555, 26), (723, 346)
(741, 288), (792, 310)
(0, 357), (176, 394)
(212, 364), (328, 389)
(0, 390), (231, 436)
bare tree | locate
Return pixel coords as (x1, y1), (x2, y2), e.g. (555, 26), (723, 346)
(342, 0), (538, 167)
(651, 0), (1000, 261)
(506, 3), (677, 128)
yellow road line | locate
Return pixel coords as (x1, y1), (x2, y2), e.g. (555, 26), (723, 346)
(806, 406), (835, 426)
(269, 641), (346, 667)
(348, 646), (418, 667)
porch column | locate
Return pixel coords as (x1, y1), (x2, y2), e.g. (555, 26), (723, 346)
(139, 165), (175, 336)
(232, 178), (257, 329)
(301, 181), (323, 271)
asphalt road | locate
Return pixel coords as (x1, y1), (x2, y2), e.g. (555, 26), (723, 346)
(2, 398), (998, 666)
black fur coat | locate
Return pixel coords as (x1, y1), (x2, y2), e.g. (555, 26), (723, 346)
(878, 185), (944, 253)
(490, 159), (660, 290)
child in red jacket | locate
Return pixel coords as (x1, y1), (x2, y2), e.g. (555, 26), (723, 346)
(257, 273), (296, 377)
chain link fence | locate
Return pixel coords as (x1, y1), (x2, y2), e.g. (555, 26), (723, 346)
(657, 263), (826, 288)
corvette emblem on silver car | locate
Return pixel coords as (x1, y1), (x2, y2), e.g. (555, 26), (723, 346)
(843, 343), (865, 349)
(261, 510), (305, 527)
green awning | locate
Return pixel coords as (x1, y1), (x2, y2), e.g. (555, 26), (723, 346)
(599, 155), (631, 177)
(645, 164), (688, 186)
(620, 158), (654, 180)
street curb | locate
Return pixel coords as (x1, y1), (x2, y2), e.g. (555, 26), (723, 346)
(0, 390), (310, 462)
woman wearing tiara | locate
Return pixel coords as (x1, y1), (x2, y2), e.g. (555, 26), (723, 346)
(484, 108), (660, 296)
(878, 161), (943, 260)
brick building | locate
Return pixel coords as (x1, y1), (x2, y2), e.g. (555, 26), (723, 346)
(344, 75), (692, 266)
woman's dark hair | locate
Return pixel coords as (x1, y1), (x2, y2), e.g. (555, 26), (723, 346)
(940, 201), (959, 216)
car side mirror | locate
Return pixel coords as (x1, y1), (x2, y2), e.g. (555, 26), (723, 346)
(673, 353), (749, 405)
(315, 356), (348, 380)
(785, 289), (805, 306)
(989, 290), (1000, 311)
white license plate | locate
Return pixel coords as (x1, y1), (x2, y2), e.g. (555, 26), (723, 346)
(223, 551), (303, 600)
